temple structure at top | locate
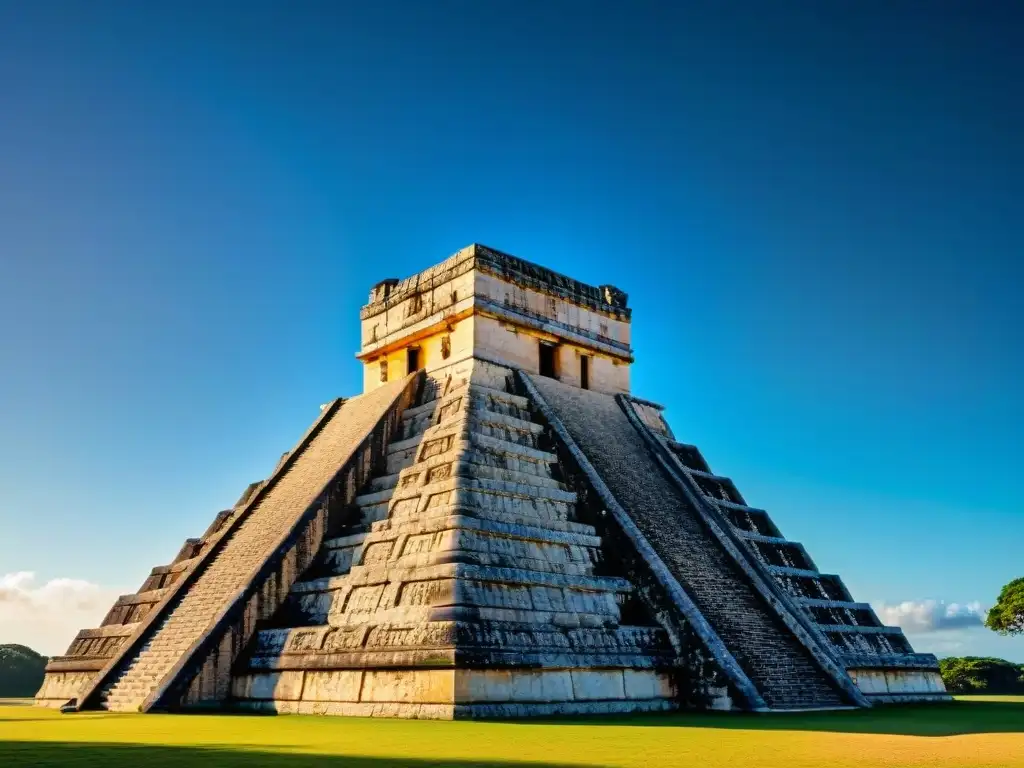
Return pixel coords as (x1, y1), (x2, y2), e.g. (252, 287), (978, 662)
(357, 244), (632, 396)
(37, 243), (948, 718)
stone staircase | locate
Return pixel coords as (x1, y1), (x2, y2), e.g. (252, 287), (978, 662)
(232, 373), (675, 718)
(77, 376), (418, 712)
(655, 436), (947, 702)
(525, 373), (853, 711)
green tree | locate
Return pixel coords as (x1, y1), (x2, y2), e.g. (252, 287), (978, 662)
(938, 657), (985, 693)
(938, 656), (1024, 694)
(986, 578), (1024, 636)
(0, 644), (47, 697)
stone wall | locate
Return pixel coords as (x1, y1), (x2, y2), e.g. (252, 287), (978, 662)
(472, 316), (630, 395)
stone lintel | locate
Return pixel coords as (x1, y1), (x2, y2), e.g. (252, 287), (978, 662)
(357, 305), (474, 361)
(474, 299), (633, 361)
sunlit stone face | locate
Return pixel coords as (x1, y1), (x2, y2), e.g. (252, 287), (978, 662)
(357, 244), (633, 395)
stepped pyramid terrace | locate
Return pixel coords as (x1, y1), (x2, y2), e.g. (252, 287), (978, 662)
(36, 244), (950, 717)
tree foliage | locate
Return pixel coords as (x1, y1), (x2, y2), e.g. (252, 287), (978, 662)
(0, 644), (47, 698)
(986, 577), (1024, 636)
(938, 656), (1024, 694)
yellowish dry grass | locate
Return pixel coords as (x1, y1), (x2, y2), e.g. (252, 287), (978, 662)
(0, 699), (1022, 767)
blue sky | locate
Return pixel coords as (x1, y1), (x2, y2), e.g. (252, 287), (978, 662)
(0, 1), (1021, 659)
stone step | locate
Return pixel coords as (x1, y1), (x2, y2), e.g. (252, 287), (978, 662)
(384, 490), (576, 530)
(323, 532), (369, 550)
(73, 379), (417, 713)
(715, 498), (770, 517)
(442, 407), (544, 436)
(356, 500), (391, 524)
(530, 374), (848, 710)
(326, 604), (622, 629)
(368, 473), (402, 493)
(395, 420), (433, 442)
(455, 432), (557, 464)
(350, 532), (600, 573)
(446, 382), (530, 410)
(355, 514), (601, 550)
(388, 550), (597, 576)
(386, 451), (418, 475)
(797, 598), (872, 611)
(431, 392), (535, 426)
(247, 622), (668, 662)
(354, 487), (396, 508)
(734, 530), (790, 546)
(360, 525), (602, 568)
(387, 434), (426, 455)
(320, 542), (366, 576)
(448, 445), (556, 480)
(386, 475), (577, 507)
(400, 400), (439, 421)
(449, 461), (565, 490)
(767, 565), (826, 579)
(373, 504), (597, 537)
(294, 562), (631, 595)
(818, 624), (905, 635)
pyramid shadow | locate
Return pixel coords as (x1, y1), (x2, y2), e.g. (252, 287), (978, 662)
(503, 699), (1024, 736)
(0, 741), (593, 768)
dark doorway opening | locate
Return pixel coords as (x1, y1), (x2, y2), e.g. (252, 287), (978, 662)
(407, 347), (421, 374)
(539, 342), (557, 379)
(580, 355), (590, 390)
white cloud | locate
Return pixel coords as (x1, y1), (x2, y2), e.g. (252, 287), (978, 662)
(0, 571), (124, 656)
(874, 599), (987, 634)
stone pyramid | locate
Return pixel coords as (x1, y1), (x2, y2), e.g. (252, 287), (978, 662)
(38, 244), (949, 717)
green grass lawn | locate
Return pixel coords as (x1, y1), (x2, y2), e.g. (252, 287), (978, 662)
(1, 698), (1022, 768)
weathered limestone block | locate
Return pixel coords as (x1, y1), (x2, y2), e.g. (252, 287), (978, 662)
(35, 671), (95, 708)
(846, 668), (948, 700)
(361, 670), (455, 703)
(570, 670), (627, 701)
(231, 671), (305, 701)
(623, 669), (675, 700)
(455, 670), (575, 703)
(301, 670), (363, 702)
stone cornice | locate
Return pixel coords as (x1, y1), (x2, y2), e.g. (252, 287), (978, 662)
(357, 295), (634, 363)
(474, 244), (630, 319)
(476, 299), (633, 360)
(360, 244), (631, 321)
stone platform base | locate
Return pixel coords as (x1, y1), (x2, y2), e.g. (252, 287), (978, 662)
(230, 667), (677, 719)
(235, 697), (676, 720)
(848, 668), (951, 703)
(862, 693), (953, 705)
(34, 670), (96, 708)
